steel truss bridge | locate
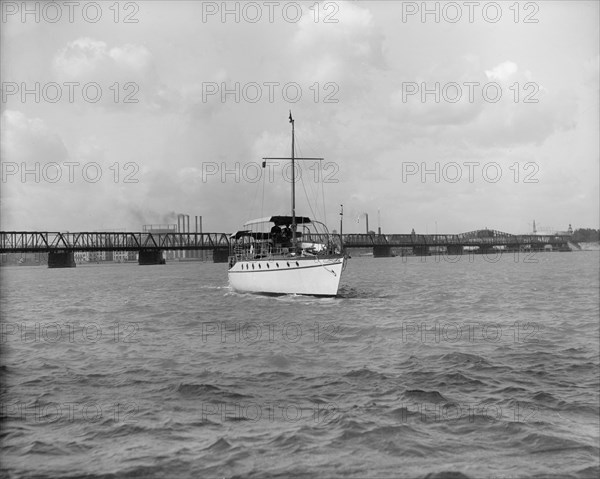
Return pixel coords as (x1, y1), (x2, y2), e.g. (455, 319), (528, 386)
(341, 229), (572, 249)
(1, 228), (572, 258)
(0, 231), (232, 253)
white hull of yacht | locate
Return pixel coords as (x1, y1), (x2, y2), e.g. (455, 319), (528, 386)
(228, 256), (345, 296)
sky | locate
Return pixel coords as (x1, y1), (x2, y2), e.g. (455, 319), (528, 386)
(1, 0), (598, 235)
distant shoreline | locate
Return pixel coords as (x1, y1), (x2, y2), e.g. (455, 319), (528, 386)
(575, 242), (600, 251)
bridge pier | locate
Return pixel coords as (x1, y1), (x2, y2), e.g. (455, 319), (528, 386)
(213, 249), (229, 263)
(48, 251), (76, 268)
(138, 250), (165, 265)
(373, 245), (393, 257)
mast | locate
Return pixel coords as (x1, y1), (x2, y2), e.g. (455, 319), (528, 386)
(290, 111), (296, 246)
(340, 204), (344, 253)
(262, 113), (323, 253)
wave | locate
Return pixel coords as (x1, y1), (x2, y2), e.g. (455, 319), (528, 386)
(344, 368), (389, 380)
(403, 389), (449, 404)
(175, 383), (252, 401)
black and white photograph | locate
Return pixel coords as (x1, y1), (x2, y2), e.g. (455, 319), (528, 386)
(1, 1), (599, 477)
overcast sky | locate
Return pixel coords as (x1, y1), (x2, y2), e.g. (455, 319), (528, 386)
(1, 1), (598, 235)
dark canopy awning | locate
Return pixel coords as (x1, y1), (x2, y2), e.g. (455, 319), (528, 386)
(231, 231), (272, 240)
(243, 216), (313, 228)
(270, 216), (312, 226)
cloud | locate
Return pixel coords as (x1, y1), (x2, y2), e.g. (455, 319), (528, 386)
(469, 64), (578, 146)
(291, 2), (385, 90)
(108, 43), (152, 72)
(388, 60), (577, 147)
(1, 2), (596, 233)
(485, 61), (518, 81)
(1, 110), (69, 230)
(53, 37), (152, 80)
(582, 54), (599, 89)
(1, 110), (68, 164)
(51, 37), (166, 111)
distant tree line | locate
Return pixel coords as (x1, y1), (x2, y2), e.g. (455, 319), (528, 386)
(572, 228), (600, 242)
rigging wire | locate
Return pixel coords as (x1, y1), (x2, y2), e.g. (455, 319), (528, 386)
(260, 157), (266, 221)
(321, 160), (327, 228)
(246, 141), (276, 223)
(294, 137), (320, 224)
(246, 168), (262, 223)
(244, 124), (331, 231)
(294, 131), (329, 228)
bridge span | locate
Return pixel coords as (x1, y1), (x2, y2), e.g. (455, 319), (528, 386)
(0, 229), (572, 267)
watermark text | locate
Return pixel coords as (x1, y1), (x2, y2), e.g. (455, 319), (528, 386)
(1, 401), (138, 423)
(400, 2), (539, 24)
(201, 161), (338, 184)
(401, 82), (539, 104)
(1, 322), (140, 343)
(2, 82), (139, 104)
(1, 162), (140, 184)
(401, 162), (539, 184)
(1, 1), (139, 23)
(401, 321), (540, 344)
(201, 321), (341, 343)
(201, 82), (338, 104)
(201, 1), (339, 23)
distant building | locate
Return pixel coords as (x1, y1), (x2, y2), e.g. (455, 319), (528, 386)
(74, 251), (88, 263)
(113, 250), (138, 262)
(1, 252), (47, 265)
(143, 224), (177, 234)
(556, 224), (574, 236)
(144, 217), (206, 261)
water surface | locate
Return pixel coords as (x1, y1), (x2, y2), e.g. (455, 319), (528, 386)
(1, 251), (598, 478)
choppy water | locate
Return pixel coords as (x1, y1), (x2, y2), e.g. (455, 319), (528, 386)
(1, 251), (598, 478)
